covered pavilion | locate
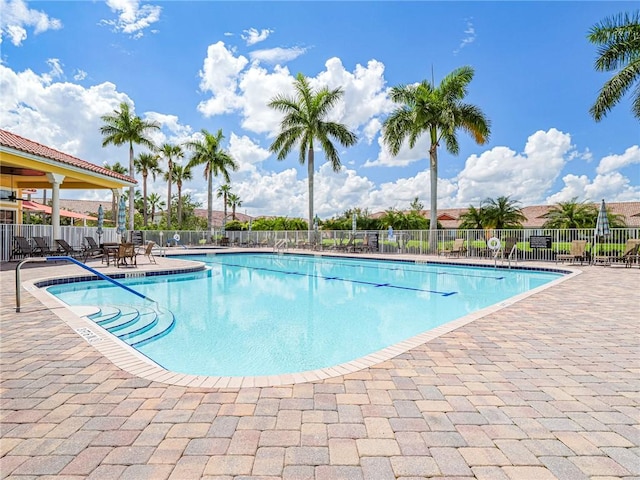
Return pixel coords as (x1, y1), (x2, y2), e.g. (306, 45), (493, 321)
(0, 129), (135, 239)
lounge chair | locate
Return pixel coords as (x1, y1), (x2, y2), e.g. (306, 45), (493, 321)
(116, 243), (137, 267)
(137, 241), (157, 264)
(55, 239), (84, 259)
(556, 240), (587, 265)
(619, 239), (640, 268)
(442, 238), (466, 258)
(82, 237), (104, 261)
(10, 236), (37, 260)
(32, 236), (57, 256)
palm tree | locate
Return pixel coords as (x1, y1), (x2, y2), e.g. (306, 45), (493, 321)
(217, 184), (232, 219)
(458, 205), (485, 229)
(542, 198), (598, 229)
(100, 102), (160, 230)
(147, 192), (165, 224)
(227, 193), (242, 220)
(166, 164), (192, 228)
(268, 73), (358, 232)
(134, 152), (161, 227)
(588, 10), (640, 121)
(185, 129), (238, 232)
(482, 196), (526, 229)
(103, 161), (128, 222)
(158, 143), (183, 229)
(382, 66), (491, 251)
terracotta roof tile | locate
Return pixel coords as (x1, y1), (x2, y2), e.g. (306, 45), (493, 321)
(0, 129), (136, 184)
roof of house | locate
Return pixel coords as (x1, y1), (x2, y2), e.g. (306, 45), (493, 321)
(0, 129), (135, 184)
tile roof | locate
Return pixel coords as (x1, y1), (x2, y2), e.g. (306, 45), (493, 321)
(0, 129), (136, 184)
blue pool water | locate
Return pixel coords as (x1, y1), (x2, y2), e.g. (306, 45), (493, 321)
(47, 253), (562, 376)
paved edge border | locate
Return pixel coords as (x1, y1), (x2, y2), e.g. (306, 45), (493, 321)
(20, 251), (582, 388)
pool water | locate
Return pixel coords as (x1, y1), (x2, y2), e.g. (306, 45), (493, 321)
(47, 253), (562, 377)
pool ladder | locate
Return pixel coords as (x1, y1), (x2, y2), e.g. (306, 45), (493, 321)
(274, 239), (288, 253)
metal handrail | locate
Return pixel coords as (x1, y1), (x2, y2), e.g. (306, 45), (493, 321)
(15, 256), (153, 313)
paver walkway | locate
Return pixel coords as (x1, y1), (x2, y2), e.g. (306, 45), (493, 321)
(1, 253), (638, 479)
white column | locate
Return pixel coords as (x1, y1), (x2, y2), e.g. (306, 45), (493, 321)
(46, 173), (65, 240)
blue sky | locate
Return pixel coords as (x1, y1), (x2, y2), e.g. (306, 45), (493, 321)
(1, 0), (638, 219)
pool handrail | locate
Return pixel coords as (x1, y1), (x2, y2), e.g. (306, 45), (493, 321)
(15, 256), (154, 313)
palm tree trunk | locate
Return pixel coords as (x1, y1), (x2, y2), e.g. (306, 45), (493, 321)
(308, 146), (314, 234)
(223, 192), (228, 218)
(207, 172), (213, 232)
(142, 172), (148, 226)
(128, 143), (135, 231)
(177, 182), (183, 228)
(428, 140), (438, 253)
(232, 204), (236, 220)
(167, 160), (172, 229)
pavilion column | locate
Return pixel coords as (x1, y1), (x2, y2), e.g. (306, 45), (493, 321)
(46, 173), (65, 240)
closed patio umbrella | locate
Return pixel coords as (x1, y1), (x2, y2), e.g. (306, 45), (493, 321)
(593, 199), (610, 262)
(97, 204), (104, 243)
(117, 196), (126, 241)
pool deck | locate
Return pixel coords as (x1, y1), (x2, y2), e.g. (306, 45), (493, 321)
(1, 249), (638, 479)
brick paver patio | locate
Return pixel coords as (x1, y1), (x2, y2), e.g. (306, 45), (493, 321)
(1, 252), (638, 479)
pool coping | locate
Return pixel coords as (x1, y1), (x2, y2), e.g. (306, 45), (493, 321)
(22, 250), (581, 387)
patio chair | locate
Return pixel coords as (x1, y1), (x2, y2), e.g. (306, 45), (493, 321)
(620, 239), (640, 268)
(32, 236), (57, 256)
(442, 238), (466, 258)
(55, 239), (84, 259)
(137, 241), (157, 264)
(354, 234), (373, 253)
(10, 236), (37, 260)
(116, 243), (137, 268)
(555, 240), (587, 265)
(82, 237), (104, 262)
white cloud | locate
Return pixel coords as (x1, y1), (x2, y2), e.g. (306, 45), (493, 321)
(0, 0), (62, 46)
(596, 145), (640, 175)
(453, 18), (475, 55)
(454, 128), (572, 206)
(101, 0), (161, 38)
(366, 132), (430, 167)
(228, 133), (271, 170)
(73, 69), (87, 81)
(249, 46), (307, 64)
(45, 58), (63, 80)
(197, 41), (248, 116)
(241, 27), (273, 46)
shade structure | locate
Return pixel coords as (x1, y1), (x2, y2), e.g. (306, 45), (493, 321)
(595, 199), (610, 237)
(96, 204), (104, 238)
(22, 200), (98, 221)
(116, 196), (126, 235)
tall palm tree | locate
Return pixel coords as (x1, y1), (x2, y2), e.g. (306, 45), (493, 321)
(103, 161), (128, 222)
(268, 73), (358, 232)
(227, 193), (242, 220)
(482, 196), (526, 229)
(167, 164), (192, 228)
(158, 143), (183, 229)
(542, 198), (598, 229)
(216, 184), (232, 219)
(100, 102), (160, 230)
(147, 192), (165, 224)
(134, 152), (161, 227)
(185, 129), (238, 232)
(382, 66), (491, 251)
(588, 10), (640, 121)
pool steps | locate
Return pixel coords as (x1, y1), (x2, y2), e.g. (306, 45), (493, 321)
(87, 304), (176, 347)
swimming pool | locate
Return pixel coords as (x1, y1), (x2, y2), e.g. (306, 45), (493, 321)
(47, 253), (563, 377)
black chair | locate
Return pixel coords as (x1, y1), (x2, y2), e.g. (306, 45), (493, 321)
(83, 237), (104, 261)
(32, 236), (57, 256)
(55, 239), (84, 259)
(10, 236), (36, 260)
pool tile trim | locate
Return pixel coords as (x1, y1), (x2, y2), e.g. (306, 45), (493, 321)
(23, 252), (581, 387)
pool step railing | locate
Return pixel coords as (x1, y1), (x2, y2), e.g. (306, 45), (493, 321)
(274, 239), (288, 252)
(86, 304), (176, 347)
